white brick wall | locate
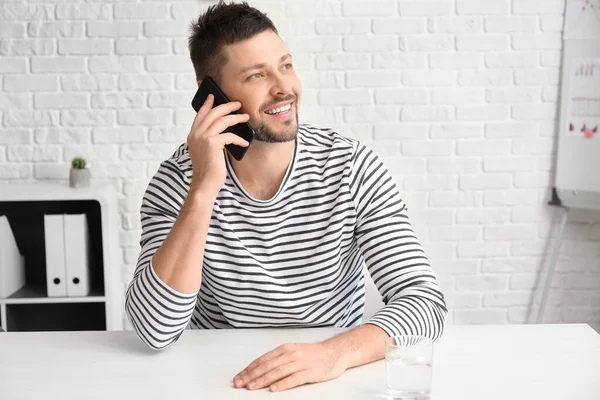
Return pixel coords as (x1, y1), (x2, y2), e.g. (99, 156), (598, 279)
(1, 0), (598, 329)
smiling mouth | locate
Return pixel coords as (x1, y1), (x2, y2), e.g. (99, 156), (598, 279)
(264, 103), (292, 115)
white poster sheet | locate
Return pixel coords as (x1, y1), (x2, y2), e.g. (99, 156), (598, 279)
(565, 57), (600, 138)
(564, 0), (600, 40)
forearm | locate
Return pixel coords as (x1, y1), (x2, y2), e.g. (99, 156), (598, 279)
(151, 188), (215, 294)
(322, 323), (389, 370)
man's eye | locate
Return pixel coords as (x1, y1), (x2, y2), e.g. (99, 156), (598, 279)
(282, 63), (293, 70)
(248, 73), (262, 80)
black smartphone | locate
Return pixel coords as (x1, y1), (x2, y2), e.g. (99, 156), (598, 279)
(191, 76), (254, 161)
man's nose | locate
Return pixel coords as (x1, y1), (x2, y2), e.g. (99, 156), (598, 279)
(269, 73), (293, 96)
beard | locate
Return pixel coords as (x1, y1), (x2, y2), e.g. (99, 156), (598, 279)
(253, 108), (299, 143)
(252, 96), (299, 143)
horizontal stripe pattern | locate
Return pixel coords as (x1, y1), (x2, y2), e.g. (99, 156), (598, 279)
(125, 124), (447, 350)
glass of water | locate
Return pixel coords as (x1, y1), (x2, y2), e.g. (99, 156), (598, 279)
(385, 335), (433, 399)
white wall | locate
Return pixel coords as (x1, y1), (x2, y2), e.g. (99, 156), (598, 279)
(1, 0), (599, 327)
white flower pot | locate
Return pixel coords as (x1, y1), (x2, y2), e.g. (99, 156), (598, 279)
(69, 168), (91, 188)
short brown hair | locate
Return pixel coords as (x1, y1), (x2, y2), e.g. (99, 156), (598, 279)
(188, 1), (278, 83)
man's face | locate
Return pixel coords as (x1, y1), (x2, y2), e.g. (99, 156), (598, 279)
(216, 29), (302, 143)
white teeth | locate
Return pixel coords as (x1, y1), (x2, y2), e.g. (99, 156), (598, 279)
(266, 103), (291, 115)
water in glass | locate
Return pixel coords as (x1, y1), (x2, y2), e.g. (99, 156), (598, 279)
(386, 355), (432, 396)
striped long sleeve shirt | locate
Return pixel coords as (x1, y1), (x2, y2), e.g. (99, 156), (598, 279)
(125, 124), (448, 350)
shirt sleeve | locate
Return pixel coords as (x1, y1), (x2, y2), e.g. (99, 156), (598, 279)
(124, 159), (199, 350)
(349, 142), (448, 340)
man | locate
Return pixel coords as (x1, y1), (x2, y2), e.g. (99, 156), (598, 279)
(125, 0), (447, 393)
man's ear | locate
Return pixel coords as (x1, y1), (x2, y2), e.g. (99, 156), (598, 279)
(197, 79), (203, 87)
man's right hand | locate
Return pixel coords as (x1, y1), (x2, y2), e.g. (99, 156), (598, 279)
(187, 93), (250, 197)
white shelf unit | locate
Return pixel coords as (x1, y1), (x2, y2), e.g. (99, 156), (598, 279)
(0, 182), (123, 332)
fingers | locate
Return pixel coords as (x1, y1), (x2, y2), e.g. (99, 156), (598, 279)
(270, 371), (308, 392)
(191, 94), (214, 132)
(235, 347), (284, 385)
(246, 362), (303, 391)
(232, 342), (344, 393)
(234, 346), (288, 388)
(197, 100), (244, 135)
(218, 132), (250, 148)
(212, 100), (244, 117)
(236, 353), (293, 387)
(240, 346), (285, 376)
(204, 113), (250, 138)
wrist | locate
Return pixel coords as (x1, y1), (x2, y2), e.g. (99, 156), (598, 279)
(320, 337), (353, 371)
(188, 182), (219, 203)
(320, 324), (389, 370)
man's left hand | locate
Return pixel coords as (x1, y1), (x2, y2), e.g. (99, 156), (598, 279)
(233, 342), (348, 392)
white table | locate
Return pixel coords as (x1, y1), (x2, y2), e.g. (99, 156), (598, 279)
(1, 324), (599, 399)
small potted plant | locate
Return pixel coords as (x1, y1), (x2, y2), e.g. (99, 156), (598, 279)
(69, 156), (91, 188)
